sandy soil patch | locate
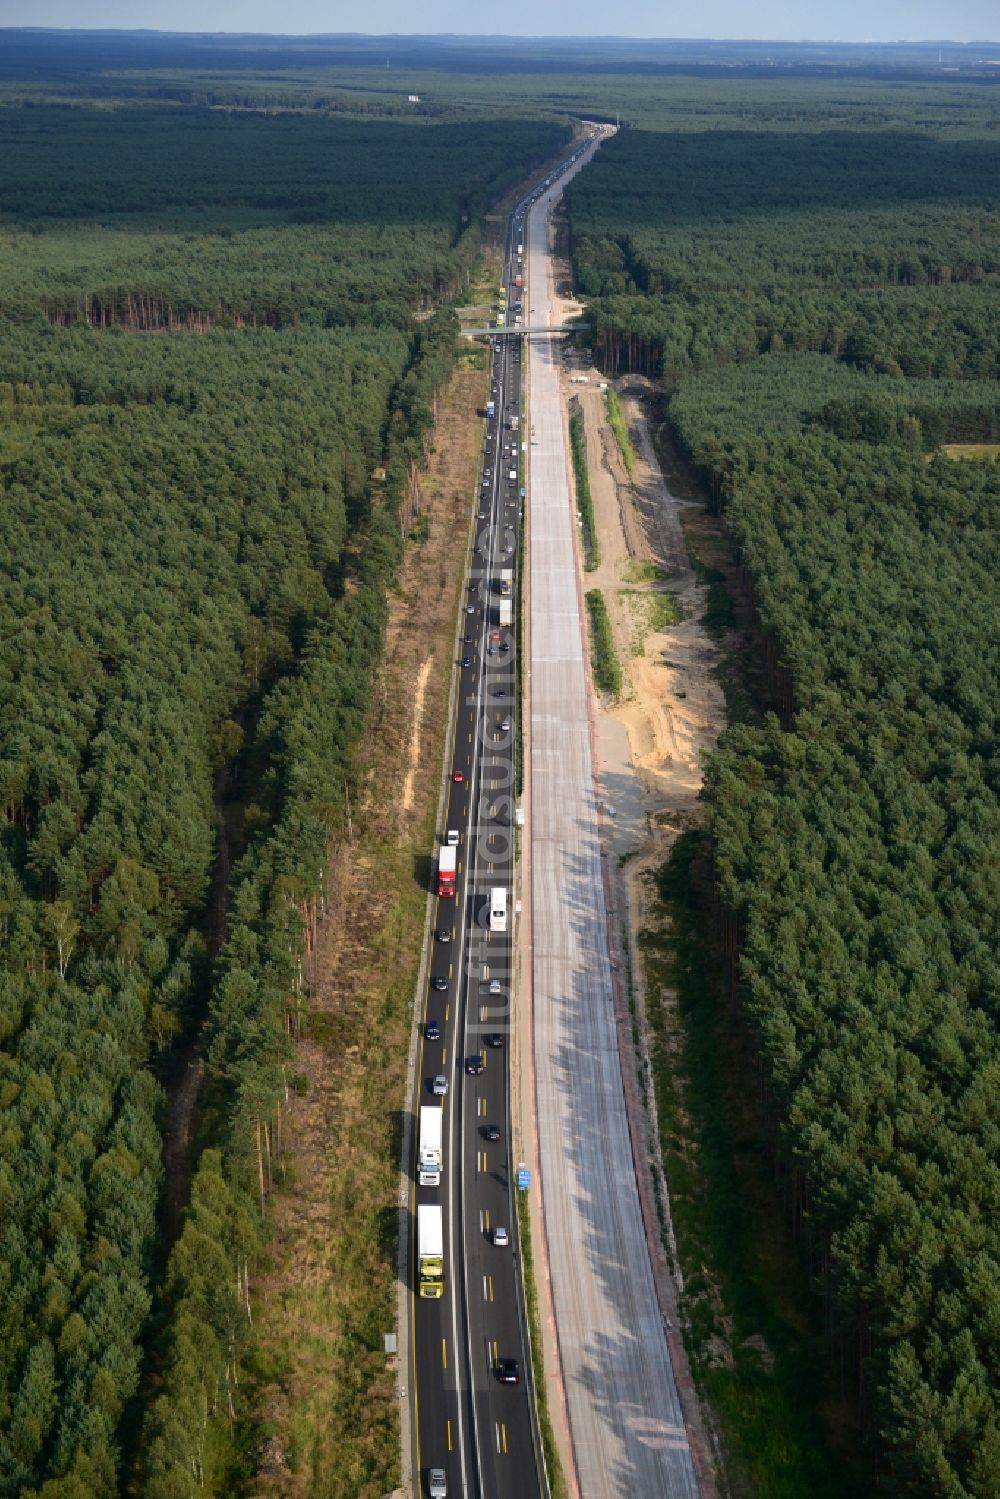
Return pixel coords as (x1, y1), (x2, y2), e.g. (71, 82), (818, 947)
(401, 656), (433, 812)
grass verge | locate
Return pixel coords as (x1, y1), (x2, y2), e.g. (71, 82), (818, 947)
(517, 1204), (569, 1499)
(241, 359), (485, 1498)
(584, 588), (622, 699)
(568, 397), (598, 570)
(605, 386), (636, 479)
(622, 558), (666, 584)
(621, 587), (684, 654)
(641, 831), (866, 1499)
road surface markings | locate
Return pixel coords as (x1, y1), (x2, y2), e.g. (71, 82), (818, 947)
(441, 1339), (448, 1370)
(484, 1208), (491, 1232)
(447, 1419), (453, 1452)
(478, 1151), (485, 1173)
(479, 1097), (486, 1117)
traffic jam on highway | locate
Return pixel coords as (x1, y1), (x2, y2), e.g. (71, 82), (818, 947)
(410, 137), (595, 1499)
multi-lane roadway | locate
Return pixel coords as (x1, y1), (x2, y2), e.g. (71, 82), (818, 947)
(408, 182), (540, 1499)
(407, 126), (699, 1499)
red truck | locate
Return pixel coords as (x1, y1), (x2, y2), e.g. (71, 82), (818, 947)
(437, 845), (457, 898)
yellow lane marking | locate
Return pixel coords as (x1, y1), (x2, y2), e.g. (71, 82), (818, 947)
(447, 1419), (453, 1452)
(485, 1208), (490, 1232)
(441, 1339), (448, 1370)
(501, 1423), (508, 1455)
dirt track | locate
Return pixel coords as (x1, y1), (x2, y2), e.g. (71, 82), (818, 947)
(563, 360), (725, 847)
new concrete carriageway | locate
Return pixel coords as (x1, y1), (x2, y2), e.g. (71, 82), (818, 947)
(526, 141), (700, 1499)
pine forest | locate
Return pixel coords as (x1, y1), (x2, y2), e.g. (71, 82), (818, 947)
(565, 91), (1000, 1498)
(0, 93), (566, 1496)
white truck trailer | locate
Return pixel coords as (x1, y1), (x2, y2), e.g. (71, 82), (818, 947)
(418, 1105), (443, 1187)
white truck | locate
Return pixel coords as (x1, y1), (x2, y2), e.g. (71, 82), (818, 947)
(499, 600), (513, 628)
(490, 886), (508, 934)
(417, 1203), (444, 1298)
(500, 569), (513, 598)
(418, 1105), (443, 1186)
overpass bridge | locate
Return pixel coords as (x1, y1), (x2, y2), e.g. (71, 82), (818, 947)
(459, 323), (589, 338)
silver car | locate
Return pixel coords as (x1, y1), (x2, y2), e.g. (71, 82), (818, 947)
(428, 1470), (447, 1499)
(432, 1075), (448, 1097)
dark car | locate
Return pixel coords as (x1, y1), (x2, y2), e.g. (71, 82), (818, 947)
(465, 1055), (484, 1076)
(426, 1020), (441, 1042)
(462, 655), (472, 668)
(487, 1033), (504, 1048)
(497, 1359), (520, 1385)
(431, 976), (448, 992)
(483, 1124), (501, 1142)
(463, 634), (473, 644)
(436, 928), (451, 943)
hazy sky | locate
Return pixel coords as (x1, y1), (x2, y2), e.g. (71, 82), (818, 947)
(0, 2), (996, 43)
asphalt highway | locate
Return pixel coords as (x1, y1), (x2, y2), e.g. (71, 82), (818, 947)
(409, 180), (541, 1499)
